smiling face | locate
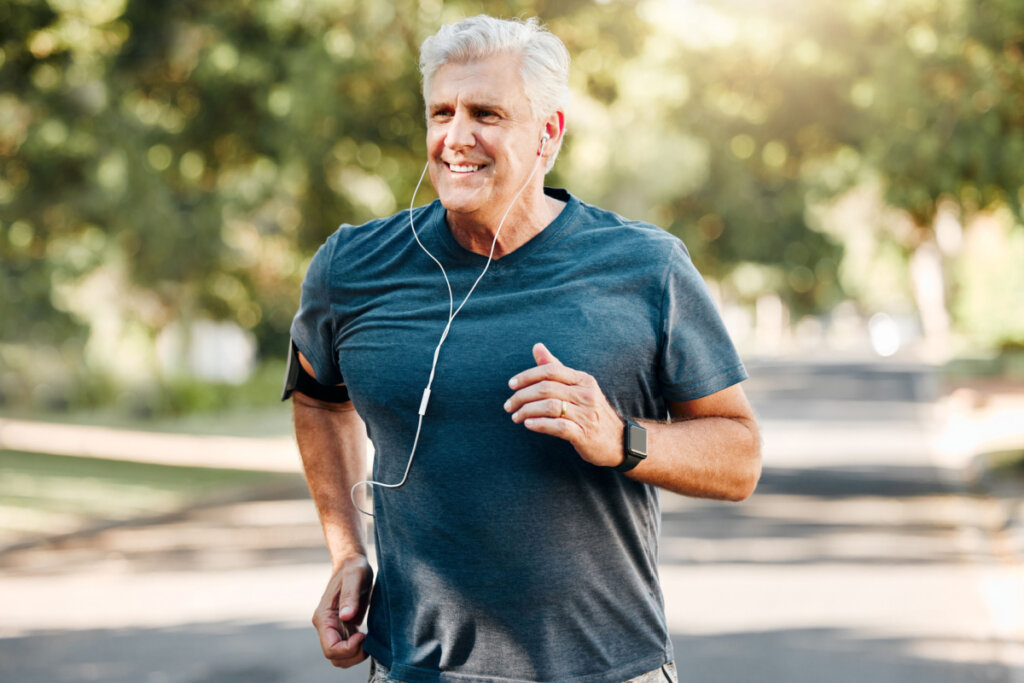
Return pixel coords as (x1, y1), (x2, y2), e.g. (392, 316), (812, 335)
(426, 52), (549, 232)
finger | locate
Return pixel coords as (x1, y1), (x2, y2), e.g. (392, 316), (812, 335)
(532, 342), (562, 366)
(316, 613), (363, 656)
(316, 617), (345, 656)
(338, 561), (371, 622)
(522, 416), (583, 442)
(510, 397), (570, 423)
(504, 380), (572, 414)
(325, 631), (368, 668)
(509, 361), (580, 391)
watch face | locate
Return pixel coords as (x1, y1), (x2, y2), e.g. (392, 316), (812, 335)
(628, 423), (648, 457)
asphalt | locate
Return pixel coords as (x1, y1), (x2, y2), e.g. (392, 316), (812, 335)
(0, 358), (1022, 683)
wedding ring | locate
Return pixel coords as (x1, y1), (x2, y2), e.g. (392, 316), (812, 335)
(560, 400), (567, 418)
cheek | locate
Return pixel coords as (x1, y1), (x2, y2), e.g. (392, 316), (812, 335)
(425, 128), (446, 155)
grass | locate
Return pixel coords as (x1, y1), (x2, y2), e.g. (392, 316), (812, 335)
(987, 449), (1024, 476)
(0, 359), (294, 432)
(0, 449), (301, 549)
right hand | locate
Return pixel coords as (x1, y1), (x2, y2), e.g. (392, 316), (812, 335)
(312, 554), (374, 668)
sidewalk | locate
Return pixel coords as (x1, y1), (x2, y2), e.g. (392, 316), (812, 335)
(0, 418), (302, 473)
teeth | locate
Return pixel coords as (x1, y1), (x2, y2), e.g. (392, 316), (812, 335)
(449, 164), (481, 173)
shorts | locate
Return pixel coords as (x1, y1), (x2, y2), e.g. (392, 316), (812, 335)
(368, 659), (678, 683)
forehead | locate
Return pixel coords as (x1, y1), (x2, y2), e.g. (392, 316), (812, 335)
(427, 53), (528, 108)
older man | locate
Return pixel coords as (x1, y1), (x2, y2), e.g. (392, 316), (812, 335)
(286, 15), (760, 683)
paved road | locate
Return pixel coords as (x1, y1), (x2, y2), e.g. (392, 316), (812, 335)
(1, 359), (1021, 682)
(669, 360), (1024, 682)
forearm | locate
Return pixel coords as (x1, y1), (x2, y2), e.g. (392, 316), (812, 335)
(293, 394), (369, 568)
(506, 345), (762, 501)
(626, 414), (761, 501)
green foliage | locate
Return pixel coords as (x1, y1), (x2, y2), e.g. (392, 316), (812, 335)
(847, 0), (1024, 228)
(3, 0), (1024, 414)
(133, 357), (289, 418)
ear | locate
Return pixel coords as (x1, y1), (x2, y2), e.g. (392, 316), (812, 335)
(539, 111), (566, 158)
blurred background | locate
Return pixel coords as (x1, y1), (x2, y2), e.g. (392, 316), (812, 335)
(1, 0), (1023, 681)
(2, 0), (1023, 414)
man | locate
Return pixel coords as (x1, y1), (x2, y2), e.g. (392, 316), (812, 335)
(285, 15), (761, 683)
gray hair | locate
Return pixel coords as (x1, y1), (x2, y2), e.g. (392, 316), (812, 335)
(419, 15), (570, 172)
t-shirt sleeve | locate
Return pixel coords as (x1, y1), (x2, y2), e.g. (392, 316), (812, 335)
(658, 242), (747, 402)
(289, 234), (344, 385)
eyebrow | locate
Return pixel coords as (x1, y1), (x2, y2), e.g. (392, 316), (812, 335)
(428, 101), (509, 117)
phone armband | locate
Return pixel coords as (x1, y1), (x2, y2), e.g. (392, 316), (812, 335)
(281, 339), (350, 403)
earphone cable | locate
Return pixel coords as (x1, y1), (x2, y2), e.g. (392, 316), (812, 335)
(351, 145), (547, 517)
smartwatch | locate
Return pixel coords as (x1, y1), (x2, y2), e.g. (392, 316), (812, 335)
(615, 418), (648, 472)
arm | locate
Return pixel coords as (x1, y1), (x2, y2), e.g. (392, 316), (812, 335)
(636, 387), (761, 500)
(292, 353), (373, 668)
(505, 343), (761, 501)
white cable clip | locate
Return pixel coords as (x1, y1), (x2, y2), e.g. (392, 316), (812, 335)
(418, 387), (432, 416)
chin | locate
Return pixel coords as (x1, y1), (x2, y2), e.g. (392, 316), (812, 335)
(438, 198), (484, 217)
(436, 186), (488, 213)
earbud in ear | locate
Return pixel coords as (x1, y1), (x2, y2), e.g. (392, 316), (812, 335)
(539, 131), (551, 156)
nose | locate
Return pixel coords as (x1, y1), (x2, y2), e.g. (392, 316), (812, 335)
(444, 110), (475, 150)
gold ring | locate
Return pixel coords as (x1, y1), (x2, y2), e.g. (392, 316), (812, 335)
(560, 400), (567, 418)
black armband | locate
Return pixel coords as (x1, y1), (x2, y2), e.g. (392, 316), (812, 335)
(281, 339), (350, 403)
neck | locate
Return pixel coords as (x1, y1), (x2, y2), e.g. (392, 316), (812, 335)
(447, 189), (565, 258)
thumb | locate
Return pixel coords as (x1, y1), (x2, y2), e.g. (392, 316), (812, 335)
(532, 342), (561, 366)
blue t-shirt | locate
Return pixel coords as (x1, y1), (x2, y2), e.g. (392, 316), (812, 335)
(291, 188), (747, 682)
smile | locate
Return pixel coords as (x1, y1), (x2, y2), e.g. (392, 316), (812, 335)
(446, 163), (484, 174)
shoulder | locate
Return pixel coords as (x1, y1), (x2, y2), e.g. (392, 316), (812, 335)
(324, 202), (436, 254)
(567, 194), (690, 263)
(307, 201), (440, 277)
(299, 202), (439, 294)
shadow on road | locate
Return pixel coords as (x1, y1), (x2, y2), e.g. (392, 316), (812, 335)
(754, 465), (958, 498)
(671, 628), (1015, 683)
(658, 465), (970, 568)
(0, 621), (370, 683)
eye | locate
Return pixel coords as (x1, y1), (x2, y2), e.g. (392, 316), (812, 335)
(430, 107), (453, 121)
(477, 110), (500, 121)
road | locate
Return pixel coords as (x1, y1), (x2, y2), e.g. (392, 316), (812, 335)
(1, 359), (1021, 682)
(668, 360), (1024, 682)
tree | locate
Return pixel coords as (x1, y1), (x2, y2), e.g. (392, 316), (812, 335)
(4, 0), (1023, 412)
(845, 0), (1024, 349)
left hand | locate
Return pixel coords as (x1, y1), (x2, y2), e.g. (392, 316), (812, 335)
(505, 343), (625, 468)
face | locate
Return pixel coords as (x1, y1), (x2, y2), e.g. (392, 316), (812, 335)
(425, 53), (547, 227)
